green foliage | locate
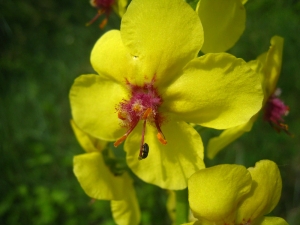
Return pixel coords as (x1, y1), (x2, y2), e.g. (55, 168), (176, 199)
(185, 0), (199, 10)
(1, 0), (300, 224)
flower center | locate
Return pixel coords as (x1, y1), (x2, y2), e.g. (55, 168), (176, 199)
(91, 0), (115, 10)
(263, 88), (290, 134)
(114, 79), (167, 160)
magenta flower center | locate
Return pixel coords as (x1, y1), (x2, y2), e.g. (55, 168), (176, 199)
(91, 0), (115, 10)
(264, 90), (290, 133)
(114, 80), (167, 160)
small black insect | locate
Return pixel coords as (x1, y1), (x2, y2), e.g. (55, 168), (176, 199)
(139, 143), (149, 160)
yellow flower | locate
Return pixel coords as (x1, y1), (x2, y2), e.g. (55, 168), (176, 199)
(70, 0), (263, 189)
(185, 160), (288, 225)
(71, 120), (140, 225)
(196, 0), (247, 53)
(87, 0), (128, 28)
(207, 36), (290, 159)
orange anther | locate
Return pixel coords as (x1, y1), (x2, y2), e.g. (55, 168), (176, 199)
(279, 123), (289, 131)
(133, 104), (142, 112)
(157, 132), (167, 145)
(118, 112), (127, 120)
(285, 106), (290, 115)
(142, 108), (152, 120)
(99, 18), (108, 29)
(114, 135), (127, 147)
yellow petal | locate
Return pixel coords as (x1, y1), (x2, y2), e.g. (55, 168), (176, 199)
(91, 30), (136, 85)
(166, 190), (176, 224)
(207, 116), (257, 159)
(163, 53), (263, 129)
(236, 160), (282, 223)
(261, 36), (284, 97)
(188, 164), (252, 221)
(73, 152), (126, 200)
(124, 121), (205, 190)
(111, 173), (141, 225)
(112, 0), (128, 17)
(70, 74), (127, 141)
(194, 220), (215, 225)
(196, 0), (245, 53)
(258, 216), (289, 225)
(181, 223), (195, 225)
(70, 120), (107, 153)
(120, 0), (203, 86)
(182, 220), (214, 225)
(248, 59), (264, 74)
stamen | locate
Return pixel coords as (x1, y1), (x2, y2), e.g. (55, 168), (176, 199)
(278, 123), (294, 137)
(114, 121), (139, 147)
(86, 10), (104, 26)
(142, 108), (152, 120)
(157, 132), (167, 145)
(269, 122), (294, 137)
(114, 135), (127, 147)
(99, 17), (108, 29)
(284, 106), (290, 116)
(279, 123), (288, 131)
(138, 120), (147, 160)
(118, 112), (127, 120)
(154, 119), (167, 145)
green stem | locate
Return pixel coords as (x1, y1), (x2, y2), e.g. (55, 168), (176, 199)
(175, 188), (189, 225)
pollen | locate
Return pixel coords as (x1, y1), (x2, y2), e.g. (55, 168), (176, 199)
(132, 101), (144, 113)
(114, 135), (127, 147)
(118, 111), (127, 120)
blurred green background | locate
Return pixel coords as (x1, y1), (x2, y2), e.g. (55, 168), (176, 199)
(1, 0), (299, 224)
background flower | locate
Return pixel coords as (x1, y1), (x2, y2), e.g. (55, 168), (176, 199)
(196, 0), (246, 53)
(186, 160), (288, 225)
(207, 36), (290, 159)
